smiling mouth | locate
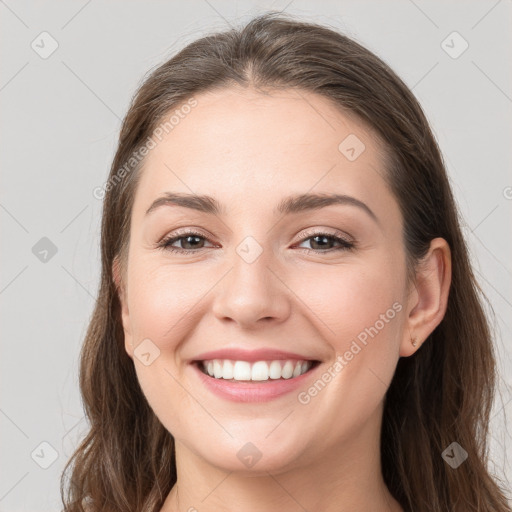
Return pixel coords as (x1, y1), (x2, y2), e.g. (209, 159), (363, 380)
(194, 359), (321, 382)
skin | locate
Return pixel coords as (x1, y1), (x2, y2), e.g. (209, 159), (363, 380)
(113, 87), (451, 512)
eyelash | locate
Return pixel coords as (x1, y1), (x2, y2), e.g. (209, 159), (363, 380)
(157, 229), (355, 255)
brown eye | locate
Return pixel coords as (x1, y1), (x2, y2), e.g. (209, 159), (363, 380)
(158, 231), (214, 254)
(295, 232), (354, 253)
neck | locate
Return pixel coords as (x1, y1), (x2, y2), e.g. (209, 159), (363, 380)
(161, 403), (403, 512)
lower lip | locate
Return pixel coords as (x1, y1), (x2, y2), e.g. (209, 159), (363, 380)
(191, 362), (320, 403)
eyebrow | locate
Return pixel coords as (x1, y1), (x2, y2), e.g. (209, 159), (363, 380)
(145, 192), (378, 224)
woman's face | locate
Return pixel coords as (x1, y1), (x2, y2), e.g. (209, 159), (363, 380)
(117, 87), (411, 474)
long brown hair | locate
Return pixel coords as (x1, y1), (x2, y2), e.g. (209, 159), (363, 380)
(60, 12), (511, 511)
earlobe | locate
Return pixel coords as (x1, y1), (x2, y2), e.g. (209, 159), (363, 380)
(400, 237), (452, 357)
(112, 257), (134, 359)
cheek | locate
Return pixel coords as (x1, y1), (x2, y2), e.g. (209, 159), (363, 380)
(290, 263), (404, 437)
(290, 257), (404, 349)
(125, 264), (209, 434)
(126, 262), (212, 349)
(292, 257), (404, 405)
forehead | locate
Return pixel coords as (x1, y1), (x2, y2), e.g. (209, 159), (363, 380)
(132, 87), (395, 221)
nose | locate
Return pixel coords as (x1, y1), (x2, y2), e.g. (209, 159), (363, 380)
(211, 242), (291, 329)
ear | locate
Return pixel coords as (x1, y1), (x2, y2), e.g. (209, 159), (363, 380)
(112, 256), (134, 359)
(400, 237), (452, 357)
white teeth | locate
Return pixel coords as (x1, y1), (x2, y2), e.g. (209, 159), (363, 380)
(222, 360), (234, 379)
(201, 359), (314, 381)
(213, 360), (223, 379)
(233, 361), (251, 380)
(269, 360), (282, 379)
(251, 361), (269, 381)
(281, 361), (294, 379)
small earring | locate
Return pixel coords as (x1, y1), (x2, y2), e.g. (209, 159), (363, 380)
(411, 336), (418, 347)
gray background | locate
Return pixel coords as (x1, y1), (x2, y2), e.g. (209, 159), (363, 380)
(1, 1), (511, 510)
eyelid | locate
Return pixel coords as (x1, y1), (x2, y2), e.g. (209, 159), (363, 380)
(158, 226), (353, 246)
(157, 227), (212, 244)
(295, 227), (354, 244)
(157, 226), (356, 256)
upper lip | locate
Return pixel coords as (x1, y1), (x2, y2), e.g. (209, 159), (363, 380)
(191, 348), (319, 363)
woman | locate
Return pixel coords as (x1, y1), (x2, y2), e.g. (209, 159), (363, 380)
(60, 11), (511, 512)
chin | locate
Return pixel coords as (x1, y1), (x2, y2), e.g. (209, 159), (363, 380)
(188, 434), (311, 475)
